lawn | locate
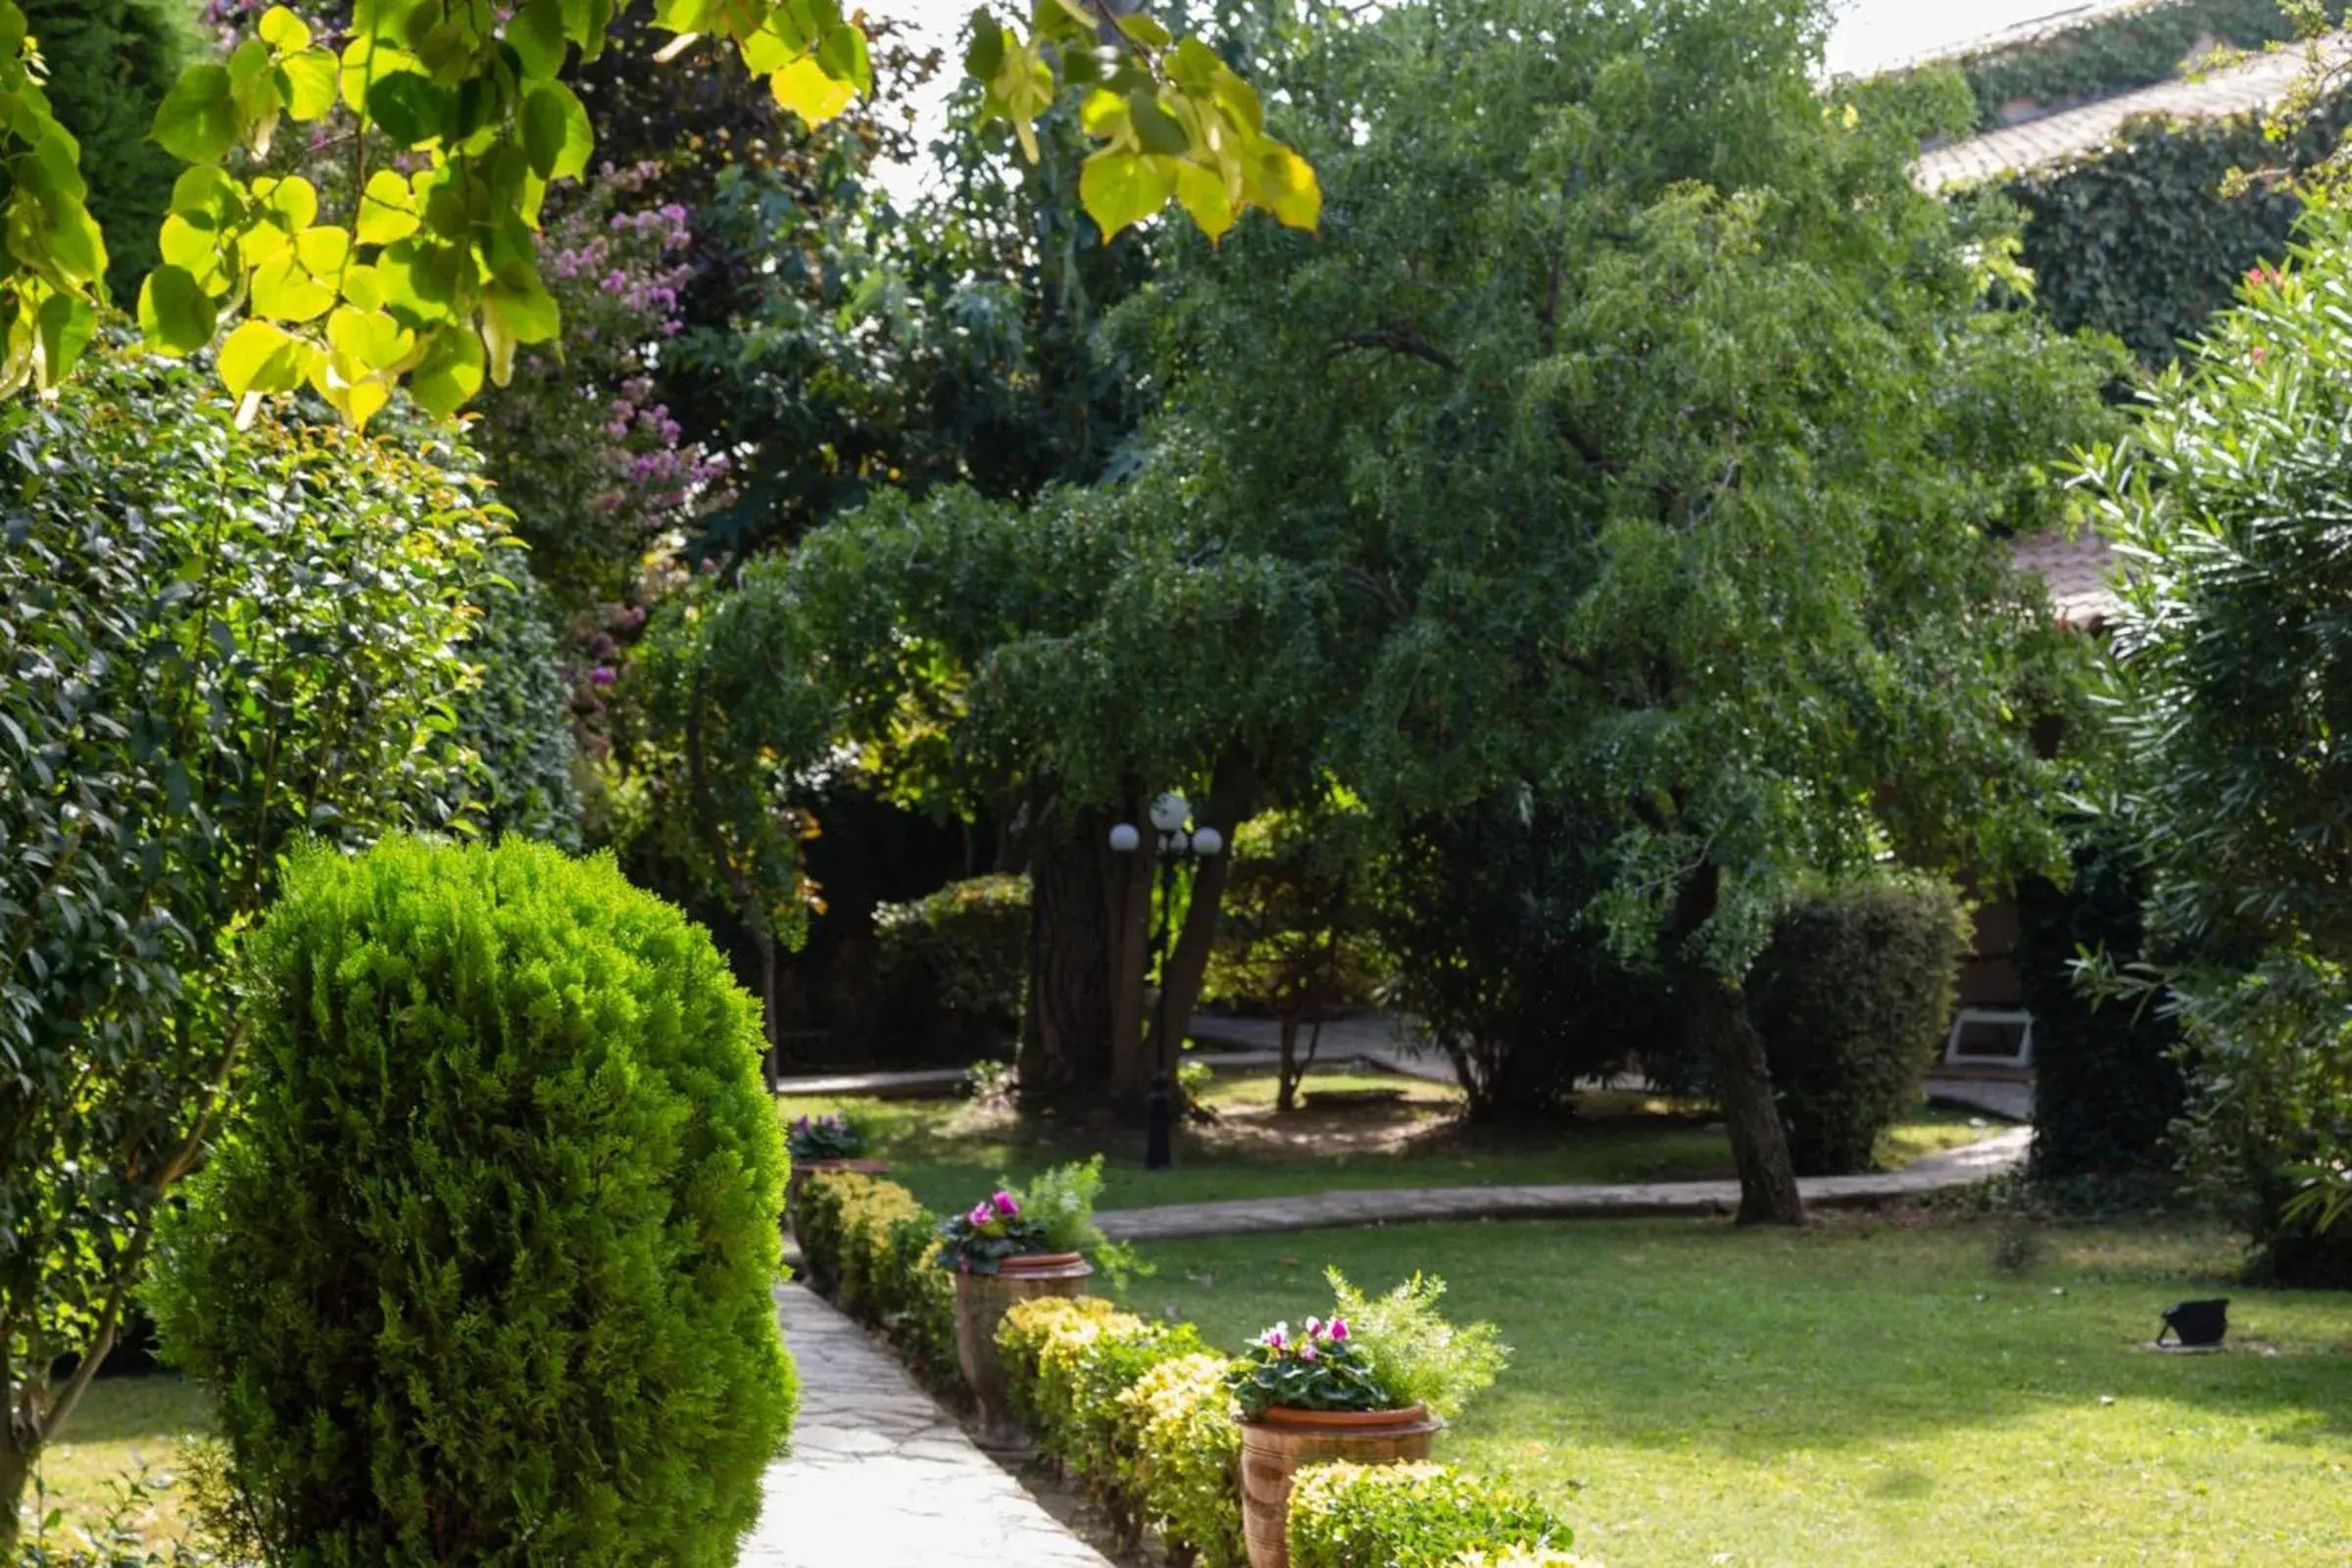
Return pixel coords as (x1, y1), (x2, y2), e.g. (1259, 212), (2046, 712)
(777, 1065), (1993, 1214)
(1115, 1212), (2352, 1568)
(22, 1374), (211, 1549)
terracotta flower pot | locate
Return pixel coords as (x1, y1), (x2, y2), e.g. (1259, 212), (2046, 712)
(1238, 1403), (1442, 1568)
(784, 1157), (890, 1244)
(953, 1250), (1093, 1446)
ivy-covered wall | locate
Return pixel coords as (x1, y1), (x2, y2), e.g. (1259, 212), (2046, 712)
(1950, 1), (2329, 131)
(1986, 91), (2352, 366)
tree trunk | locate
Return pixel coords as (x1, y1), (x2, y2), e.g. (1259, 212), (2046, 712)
(1276, 1014), (1302, 1112)
(1, 1415), (29, 1559)
(1674, 859), (1804, 1225)
(1020, 803), (1116, 1104)
(1147, 750), (1255, 1077)
(760, 927), (781, 1090)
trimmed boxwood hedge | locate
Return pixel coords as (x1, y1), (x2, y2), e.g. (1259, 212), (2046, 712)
(151, 837), (795, 1567)
(1749, 883), (1971, 1175)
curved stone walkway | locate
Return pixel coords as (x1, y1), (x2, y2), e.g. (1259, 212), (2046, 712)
(1095, 1126), (2031, 1242)
(744, 1283), (1111, 1568)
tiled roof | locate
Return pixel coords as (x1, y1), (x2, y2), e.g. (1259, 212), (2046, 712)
(2012, 529), (2122, 629)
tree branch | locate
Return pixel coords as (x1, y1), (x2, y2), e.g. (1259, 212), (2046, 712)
(1327, 327), (1459, 372)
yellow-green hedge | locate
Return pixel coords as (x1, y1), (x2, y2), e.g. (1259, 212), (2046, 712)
(1287, 1462), (1566, 1568)
(795, 1171), (957, 1387)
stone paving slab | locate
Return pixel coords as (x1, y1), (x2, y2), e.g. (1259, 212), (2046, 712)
(742, 1284), (1112, 1568)
(1915, 43), (2320, 191)
(1095, 1127), (2031, 1242)
(770, 1065), (969, 1099)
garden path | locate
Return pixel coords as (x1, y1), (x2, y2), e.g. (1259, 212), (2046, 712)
(1094, 1126), (2032, 1241)
(742, 1283), (1112, 1568)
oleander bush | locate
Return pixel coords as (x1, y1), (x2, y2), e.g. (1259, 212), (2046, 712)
(794, 1170), (958, 1386)
(1285, 1462), (1567, 1568)
(1748, 881), (1972, 1175)
(148, 837), (794, 1567)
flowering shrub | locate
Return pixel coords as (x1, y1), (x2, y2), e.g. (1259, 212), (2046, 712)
(787, 1111), (865, 1164)
(1225, 1312), (1392, 1419)
(1286, 1463), (1566, 1568)
(934, 1157), (1113, 1273)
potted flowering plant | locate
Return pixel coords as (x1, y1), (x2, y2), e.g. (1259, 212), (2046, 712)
(1228, 1270), (1507, 1568)
(936, 1158), (1109, 1445)
(783, 1111), (887, 1240)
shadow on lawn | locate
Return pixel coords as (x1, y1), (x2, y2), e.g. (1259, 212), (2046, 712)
(1122, 1211), (2352, 1457)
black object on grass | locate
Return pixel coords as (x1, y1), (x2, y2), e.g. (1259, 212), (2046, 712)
(2158, 1298), (2229, 1348)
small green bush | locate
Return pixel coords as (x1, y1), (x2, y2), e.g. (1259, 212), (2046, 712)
(149, 838), (794, 1567)
(872, 873), (1030, 1051)
(1286, 1462), (1567, 1568)
(1327, 1270), (1507, 1421)
(1748, 882), (1971, 1174)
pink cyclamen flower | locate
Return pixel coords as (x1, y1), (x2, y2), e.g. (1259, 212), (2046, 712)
(1261, 1327), (1286, 1350)
(1298, 1343), (1318, 1362)
(1328, 1318), (1348, 1342)
(992, 1191), (1019, 1217)
(968, 1202), (994, 1228)
(588, 666), (617, 688)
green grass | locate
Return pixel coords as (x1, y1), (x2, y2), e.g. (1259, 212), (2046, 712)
(1113, 1213), (2352, 1568)
(778, 1067), (1994, 1214)
(22, 1375), (211, 1548)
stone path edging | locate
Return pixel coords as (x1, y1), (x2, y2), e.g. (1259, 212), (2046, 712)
(744, 1283), (1111, 1568)
(1094, 1127), (2031, 1243)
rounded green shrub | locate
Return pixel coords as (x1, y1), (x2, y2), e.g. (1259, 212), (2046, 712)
(1286, 1461), (1566, 1568)
(871, 873), (1030, 1053)
(150, 836), (794, 1567)
(1748, 882), (1971, 1175)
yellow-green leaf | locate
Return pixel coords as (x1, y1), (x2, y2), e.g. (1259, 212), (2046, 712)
(280, 50), (338, 120)
(1078, 146), (1173, 242)
(138, 264), (219, 354)
(1252, 141), (1320, 231)
(218, 318), (312, 399)
(769, 54), (856, 125)
(258, 6), (311, 52)
(153, 64), (238, 164)
(411, 321), (485, 415)
(1173, 160), (1236, 242)
(357, 169), (420, 245)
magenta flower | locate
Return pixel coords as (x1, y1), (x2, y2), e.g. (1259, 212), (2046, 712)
(1328, 1317), (1349, 1342)
(968, 1202), (994, 1228)
(588, 666), (617, 688)
(991, 1191), (1019, 1218)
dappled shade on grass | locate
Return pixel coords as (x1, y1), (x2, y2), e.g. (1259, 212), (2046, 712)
(776, 1069), (1991, 1215)
(1120, 1215), (2352, 1567)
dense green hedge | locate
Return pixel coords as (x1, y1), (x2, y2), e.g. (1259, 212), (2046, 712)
(1287, 1463), (1564, 1568)
(456, 557), (584, 848)
(1994, 91), (2352, 366)
(152, 838), (795, 1566)
(1748, 884), (1971, 1175)
(2017, 826), (2184, 1179)
(1951, 2), (2325, 131)
(871, 873), (1030, 1053)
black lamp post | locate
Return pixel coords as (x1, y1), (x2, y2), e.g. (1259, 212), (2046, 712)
(1109, 793), (1223, 1170)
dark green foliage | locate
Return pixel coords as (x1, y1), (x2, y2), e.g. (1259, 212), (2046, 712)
(22, 0), (204, 298)
(1747, 885), (1971, 1175)
(1284, 1462), (1567, 1568)
(2018, 825), (2184, 1179)
(1950, 2), (2323, 131)
(148, 838), (794, 1566)
(1374, 799), (1679, 1122)
(871, 873), (1030, 1052)
(1997, 92), (2352, 365)
(455, 557), (583, 848)
(0, 342), (505, 1544)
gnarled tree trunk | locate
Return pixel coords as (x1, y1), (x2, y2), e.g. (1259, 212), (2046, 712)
(1674, 860), (1805, 1226)
(1019, 798), (1117, 1105)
